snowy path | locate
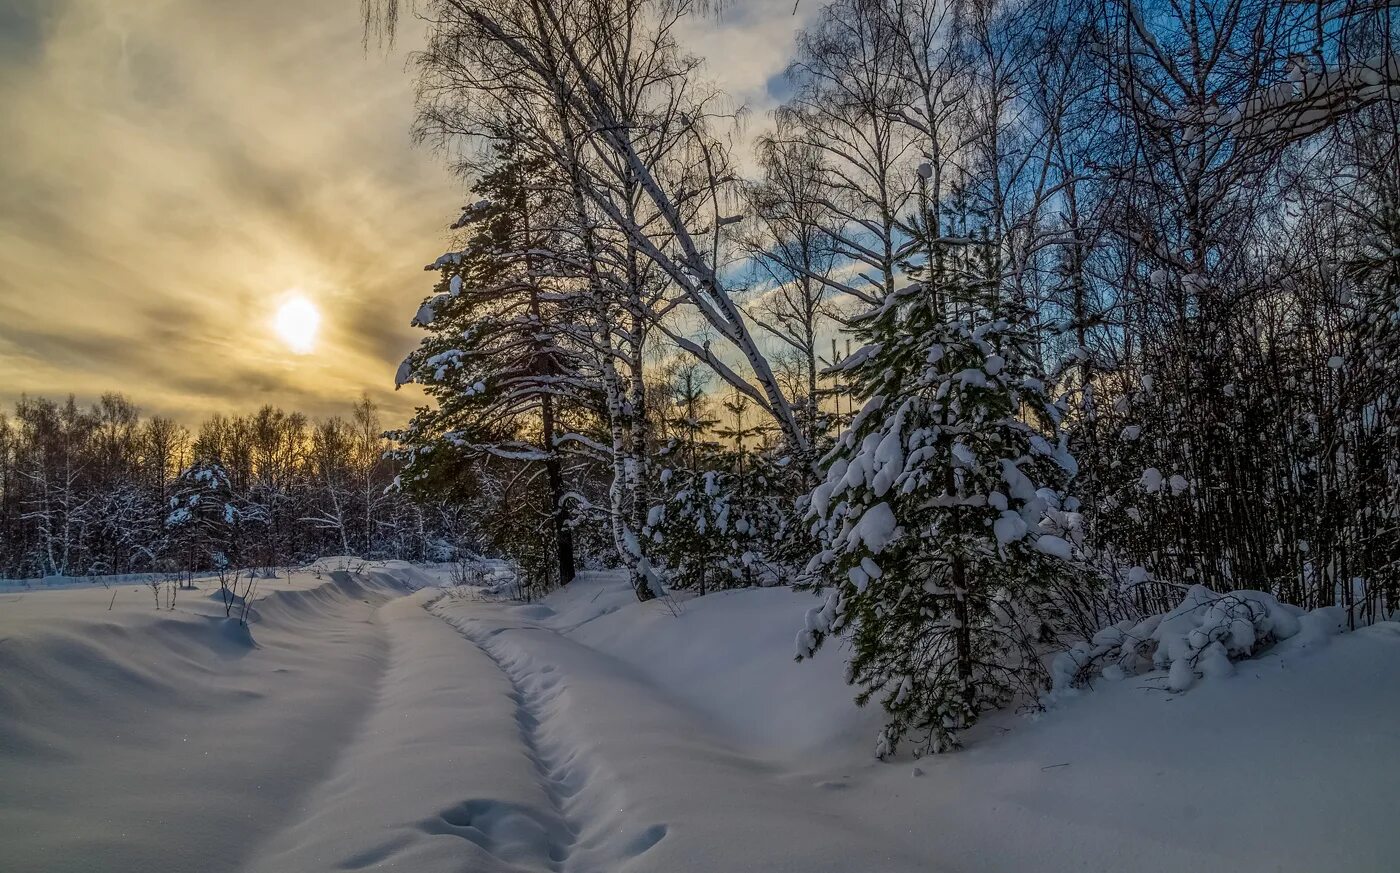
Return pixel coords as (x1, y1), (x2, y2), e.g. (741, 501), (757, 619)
(5, 565), (1399, 873)
(242, 586), (929, 872)
(241, 590), (580, 872)
(427, 599), (931, 873)
(433, 612), (603, 872)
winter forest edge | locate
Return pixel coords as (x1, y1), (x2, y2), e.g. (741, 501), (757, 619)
(4, 0), (1399, 766)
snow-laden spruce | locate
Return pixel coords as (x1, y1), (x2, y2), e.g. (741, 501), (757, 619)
(642, 382), (797, 594)
(645, 456), (791, 594)
(165, 459), (266, 585)
(389, 141), (587, 591)
(797, 240), (1086, 757)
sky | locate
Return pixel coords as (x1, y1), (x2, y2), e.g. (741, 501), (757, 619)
(0, 0), (813, 425)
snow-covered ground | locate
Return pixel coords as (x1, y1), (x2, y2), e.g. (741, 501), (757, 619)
(2, 563), (1398, 872)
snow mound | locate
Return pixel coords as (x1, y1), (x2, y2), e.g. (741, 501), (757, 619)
(443, 571), (872, 758)
(0, 565), (417, 872)
(1051, 585), (1347, 696)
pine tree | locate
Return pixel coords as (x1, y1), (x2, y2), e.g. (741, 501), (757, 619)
(391, 139), (592, 588)
(797, 236), (1082, 756)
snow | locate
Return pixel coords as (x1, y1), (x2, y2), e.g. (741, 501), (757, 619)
(449, 573), (1400, 873)
(1050, 585), (1340, 698)
(0, 561), (425, 872)
(994, 510), (1029, 545)
(4, 564), (1400, 873)
(951, 440), (976, 467)
(1140, 466), (1164, 493)
(645, 504), (666, 528)
(847, 501), (898, 553)
(1034, 533), (1073, 560)
(954, 367), (989, 387)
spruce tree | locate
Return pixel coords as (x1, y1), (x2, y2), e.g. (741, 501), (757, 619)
(645, 370), (724, 594)
(165, 459), (257, 586)
(797, 236), (1082, 756)
(392, 140), (591, 588)
(646, 381), (792, 593)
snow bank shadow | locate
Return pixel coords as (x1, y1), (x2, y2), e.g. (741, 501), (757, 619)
(419, 798), (570, 868)
(336, 834), (414, 870)
(621, 822), (668, 857)
(150, 614), (256, 658)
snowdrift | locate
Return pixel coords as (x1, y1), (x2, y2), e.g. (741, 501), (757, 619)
(1051, 584), (1358, 696)
(5, 562), (1398, 873)
(539, 573), (879, 757)
(436, 572), (1400, 873)
(0, 564), (414, 873)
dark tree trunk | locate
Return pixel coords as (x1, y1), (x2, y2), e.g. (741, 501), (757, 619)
(540, 391), (575, 586)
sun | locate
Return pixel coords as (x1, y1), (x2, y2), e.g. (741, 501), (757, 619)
(274, 295), (321, 354)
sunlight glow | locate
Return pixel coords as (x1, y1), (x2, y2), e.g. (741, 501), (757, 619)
(274, 295), (321, 354)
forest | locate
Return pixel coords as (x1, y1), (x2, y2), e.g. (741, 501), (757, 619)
(373, 0), (1399, 754)
(0, 393), (459, 579)
(4, 0), (1397, 760)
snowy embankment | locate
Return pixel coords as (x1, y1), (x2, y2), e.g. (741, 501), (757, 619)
(422, 573), (1400, 873)
(434, 576), (1400, 867)
(0, 561), (431, 873)
(3, 564), (1398, 872)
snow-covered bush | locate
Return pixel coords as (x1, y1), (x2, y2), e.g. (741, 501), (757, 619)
(165, 460), (263, 587)
(1050, 584), (1350, 697)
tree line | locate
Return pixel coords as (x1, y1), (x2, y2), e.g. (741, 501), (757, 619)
(0, 393), (467, 579)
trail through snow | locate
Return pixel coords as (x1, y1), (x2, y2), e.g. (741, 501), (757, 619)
(240, 578), (927, 873)
(3, 564), (1399, 872)
(242, 590), (581, 873)
(426, 595), (929, 873)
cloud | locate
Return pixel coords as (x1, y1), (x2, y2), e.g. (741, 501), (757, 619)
(0, 0), (809, 424)
(0, 0), (456, 422)
(677, 0), (816, 114)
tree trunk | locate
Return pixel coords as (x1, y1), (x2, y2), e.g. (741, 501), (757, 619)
(540, 392), (575, 586)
